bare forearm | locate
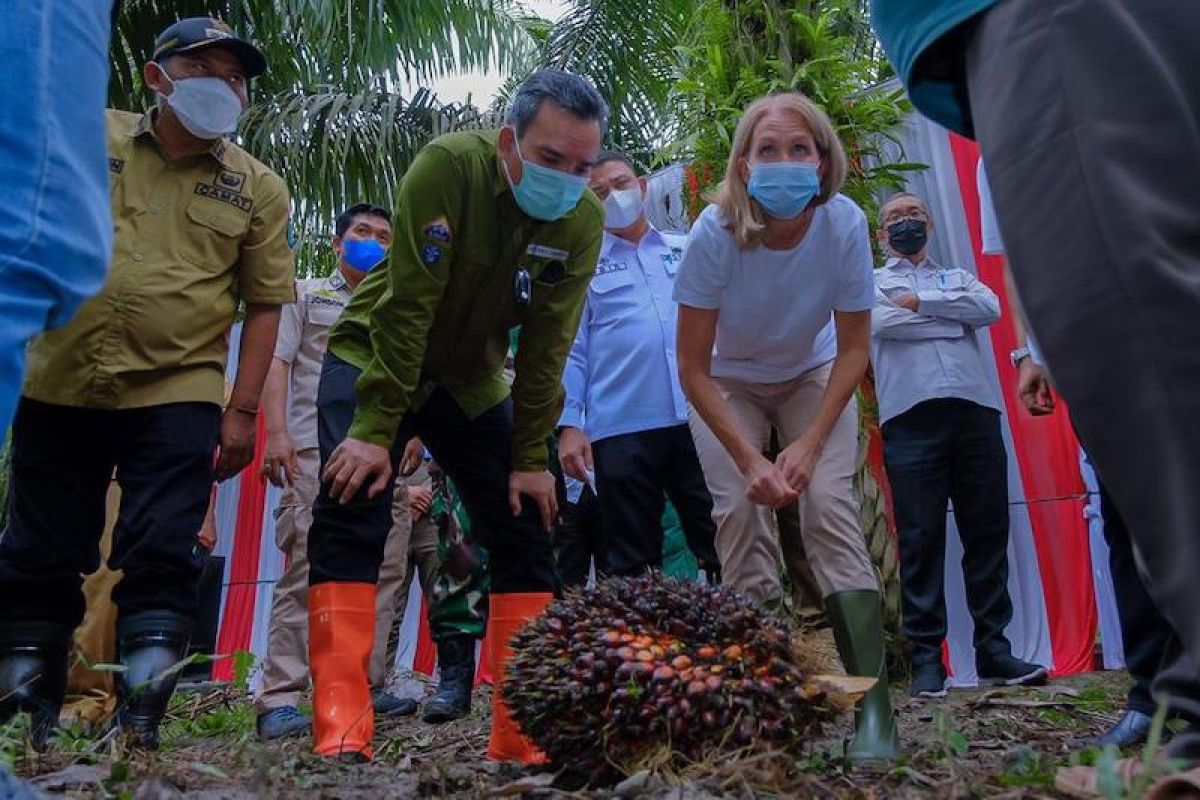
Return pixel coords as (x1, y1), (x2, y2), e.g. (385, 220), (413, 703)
(1002, 261), (1028, 347)
(802, 347), (869, 448)
(230, 304), (281, 411)
(261, 358), (290, 436)
(682, 369), (757, 472)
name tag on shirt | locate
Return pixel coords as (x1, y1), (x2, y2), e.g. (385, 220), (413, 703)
(527, 244), (570, 260)
(937, 270), (965, 291)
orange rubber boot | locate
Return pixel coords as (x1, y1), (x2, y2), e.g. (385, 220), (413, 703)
(486, 592), (553, 763)
(309, 582), (376, 761)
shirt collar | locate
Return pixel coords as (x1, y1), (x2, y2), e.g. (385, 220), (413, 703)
(886, 254), (940, 271)
(130, 108), (235, 167)
(601, 225), (664, 258)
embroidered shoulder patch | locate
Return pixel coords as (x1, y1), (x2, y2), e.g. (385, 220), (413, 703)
(109, 158), (124, 174)
(422, 244), (443, 264)
(422, 218), (452, 245)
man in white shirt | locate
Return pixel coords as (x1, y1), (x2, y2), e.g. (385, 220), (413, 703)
(557, 151), (719, 579)
(871, 192), (1046, 698)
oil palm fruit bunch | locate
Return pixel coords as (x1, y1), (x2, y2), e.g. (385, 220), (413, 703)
(504, 573), (850, 778)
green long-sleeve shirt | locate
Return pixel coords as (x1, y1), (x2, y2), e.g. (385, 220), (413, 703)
(327, 130), (604, 471)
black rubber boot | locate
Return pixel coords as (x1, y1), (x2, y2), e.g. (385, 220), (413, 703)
(115, 611), (192, 750)
(0, 622), (71, 751)
(422, 636), (475, 723)
(825, 590), (901, 763)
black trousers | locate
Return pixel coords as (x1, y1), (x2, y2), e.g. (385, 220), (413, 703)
(1098, 480), (1176, 716)
(555, 485), (604, 588)
(882, 399), (1013, 667)
(307, 354), (557, 594)
(591, 424), (719, 577)
(966, 0), (1200, 760)
(0, 397), (218, 629)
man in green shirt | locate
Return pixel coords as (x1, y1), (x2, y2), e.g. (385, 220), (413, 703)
(304, 69), (606, 764)
(871, 0), (1200, 777)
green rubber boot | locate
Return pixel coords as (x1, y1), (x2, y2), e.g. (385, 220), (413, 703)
(825, 589), (900, 763)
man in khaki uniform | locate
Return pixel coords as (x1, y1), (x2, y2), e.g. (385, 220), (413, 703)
(0, 17), (294, 750)
(254, 204), (416, 739)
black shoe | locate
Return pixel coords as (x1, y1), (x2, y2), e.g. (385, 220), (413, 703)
(977, 653), (1048, 687)
(910, 664), (947, 699)
(0, 622), (71, 751)
(1080, 709), (1153, 749)
(372, 689), (418, 718)
(116, 611), (192, 750)
(422, 636), (475, 723)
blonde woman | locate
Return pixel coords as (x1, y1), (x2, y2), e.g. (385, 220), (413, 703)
(674, 92), (898, 761)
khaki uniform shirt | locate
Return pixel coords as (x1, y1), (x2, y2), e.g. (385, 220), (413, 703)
(274, 271), (354, 450)
(23, 109), (295, 409)
(328, 130), (604, 471)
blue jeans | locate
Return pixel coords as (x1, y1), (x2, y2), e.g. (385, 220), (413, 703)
(0, 2), (113, 433)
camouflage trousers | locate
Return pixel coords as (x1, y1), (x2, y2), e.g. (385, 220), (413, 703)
(426, 468), (490, 641)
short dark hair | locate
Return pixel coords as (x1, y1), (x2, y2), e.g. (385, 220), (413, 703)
(595, 149), (635, 172)
(505, 69), (609, 137)
(336, 203), (391, 238)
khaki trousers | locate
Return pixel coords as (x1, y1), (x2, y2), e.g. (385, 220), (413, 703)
(254, 448), (411, 713)
(688, 361), (878, 605)
(61, 479), (122, 726)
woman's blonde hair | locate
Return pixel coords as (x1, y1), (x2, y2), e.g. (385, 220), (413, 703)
(712, 92), (848, 249)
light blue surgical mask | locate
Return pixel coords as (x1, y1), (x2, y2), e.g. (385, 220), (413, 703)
(503, 132), (589, 222)
(747, 161), (821, 220)
(341, 237), (388, 272)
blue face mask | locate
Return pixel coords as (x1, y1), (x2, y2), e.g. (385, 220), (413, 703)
(341, 237), (388, 272)
(747, 161), (821, 220)
(504, 132), (589, 222)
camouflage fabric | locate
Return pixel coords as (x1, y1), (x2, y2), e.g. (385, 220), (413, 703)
(426, 466), (490, 641)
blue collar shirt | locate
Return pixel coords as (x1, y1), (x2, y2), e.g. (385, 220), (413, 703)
(559, 227), (690, 442)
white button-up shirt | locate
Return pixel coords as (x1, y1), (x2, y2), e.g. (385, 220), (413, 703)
(559, 227), (689, 442)
(870, 256), (1003, 425)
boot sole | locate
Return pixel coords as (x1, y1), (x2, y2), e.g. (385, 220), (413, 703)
(422, 706), (470, 724)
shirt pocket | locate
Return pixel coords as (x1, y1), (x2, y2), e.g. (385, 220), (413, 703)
(308, 302), (343, 328)
(588, 267), (641, 324)
(181, 196), (251, 270)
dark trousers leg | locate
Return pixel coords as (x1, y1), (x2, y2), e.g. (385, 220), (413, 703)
(1099, 481), (1176, 717)
(413, 391), (556, 594)
(307, 354), (405, 586)
(660, 425), (720, 573)
(592, 431), (666, 576)
(882, 402), (953, 667)
(948, 405), (1014, 662)
(110, 402), (219, 620)
(967, 0), (1200, 758)
(0, 399), (115, 628)
(555, 487), (604, 588)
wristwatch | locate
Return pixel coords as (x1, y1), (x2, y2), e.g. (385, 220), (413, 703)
(1009, 346), (1031, 367)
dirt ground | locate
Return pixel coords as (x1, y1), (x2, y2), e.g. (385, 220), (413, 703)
(3, 668), (1162, 799)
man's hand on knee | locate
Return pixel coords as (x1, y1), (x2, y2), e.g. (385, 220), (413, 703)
(509, 470), (558, 532)
(324, 437), (393, 504)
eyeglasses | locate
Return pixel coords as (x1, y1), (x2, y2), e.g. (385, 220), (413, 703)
(883, 208), (928, 225)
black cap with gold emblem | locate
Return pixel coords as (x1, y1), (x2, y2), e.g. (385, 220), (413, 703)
(152, 17), (267, 78)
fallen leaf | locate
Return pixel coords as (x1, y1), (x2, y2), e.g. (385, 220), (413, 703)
(189, 762), (229, 779)
(485, 772), (557, 796)
(814, 675), (877, 698)
(28, 764), (107, 790)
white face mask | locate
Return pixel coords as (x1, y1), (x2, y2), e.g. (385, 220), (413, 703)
(603, 186), (644, 230)
(157, 66), (244, 140)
